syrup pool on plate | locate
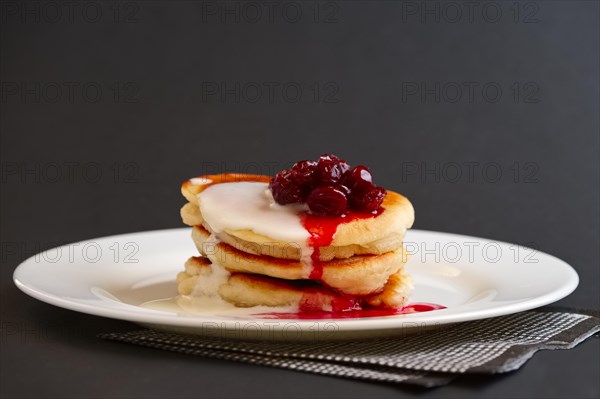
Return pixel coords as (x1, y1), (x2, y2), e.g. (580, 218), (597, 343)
(141, 296), (446, 319)
(253, 302), (447, 319)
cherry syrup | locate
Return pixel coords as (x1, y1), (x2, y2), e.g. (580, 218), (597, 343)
(301, 208), (384, 280)
(255, 303), (447, 319)
(274, 207), (447, 319)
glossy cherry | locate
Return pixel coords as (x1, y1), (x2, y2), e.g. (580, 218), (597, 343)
(314, 154), (350, 186)
(343, 165), (374, 192)
(350, 185), (387, 212)
(269, 169), (304, 204)
(290, 160), (317, 190)
(307, 186), (348, 216)
(269, 154), (387, 216)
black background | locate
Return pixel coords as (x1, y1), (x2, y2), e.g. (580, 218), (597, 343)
(1, 1), (598, 398)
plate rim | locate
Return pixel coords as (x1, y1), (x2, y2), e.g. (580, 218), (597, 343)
(13, 228), (580, 332)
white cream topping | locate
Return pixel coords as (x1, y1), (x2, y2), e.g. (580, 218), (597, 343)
(198, 181), (315, 278)
(141, 288), (299, 316)
(141, 235), (300, 315)
(141, 295), (299, 316)
(190, 235), (230, 299)
(198, 181), (311, 245)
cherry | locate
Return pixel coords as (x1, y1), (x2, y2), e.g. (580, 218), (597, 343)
(342, 165), (374, 193)
(307, 186), (348, 216)
(350, 185), (386, 212)
(290, 160), (317, 188)
(314, 154), (350, 186)
(292, 159), (317, 174)
(269, 169), (304, 204)
(269, 154), (387, 215)
(335, 184), (351, 197)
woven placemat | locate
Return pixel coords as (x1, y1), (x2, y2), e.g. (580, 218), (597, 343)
(100, 309), (599, 387)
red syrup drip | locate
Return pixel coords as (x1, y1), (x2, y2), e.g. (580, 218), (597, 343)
(254, 303), (447, 320)
(253, 207), (448, 320)
(301, 208), (384, 280)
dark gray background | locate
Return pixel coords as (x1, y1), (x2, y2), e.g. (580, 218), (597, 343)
(1, 1), (598, 398)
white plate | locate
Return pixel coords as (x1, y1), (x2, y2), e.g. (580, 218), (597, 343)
(13, 228), (578, 340)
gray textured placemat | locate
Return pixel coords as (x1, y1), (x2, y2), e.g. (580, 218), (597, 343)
(99, 309), (599, 387)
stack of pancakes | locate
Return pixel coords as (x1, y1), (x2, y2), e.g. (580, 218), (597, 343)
(178, 174), (415, 311)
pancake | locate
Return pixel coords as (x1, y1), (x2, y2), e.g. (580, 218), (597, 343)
(180, 202), (203, 226)
(220, 270), (413, 310)
(182, 207), (405, 260)
(178, 171), (415, 313)
(181, 174), (415, 250)
(176, 255), (212, 296)
(177, 256), (413, 310)
(192, 225), (408, 295)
